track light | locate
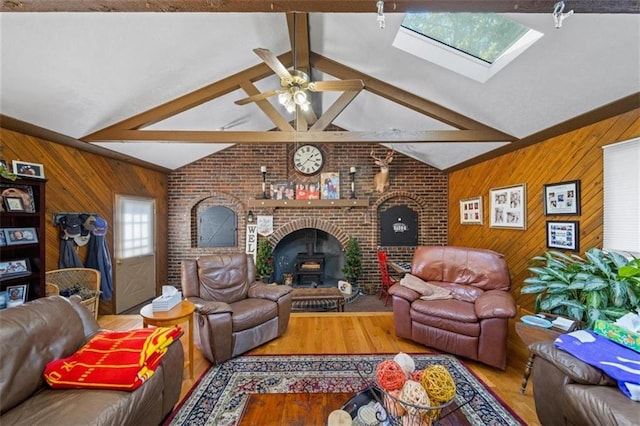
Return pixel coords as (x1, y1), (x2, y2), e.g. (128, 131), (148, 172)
(376, 1), (385, 29)
(553, 1), (574, 29)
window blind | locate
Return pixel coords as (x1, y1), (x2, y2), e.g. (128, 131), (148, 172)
(603, 137), (640, 255)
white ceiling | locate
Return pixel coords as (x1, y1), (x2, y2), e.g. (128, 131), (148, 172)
(1, 11), (639, 170)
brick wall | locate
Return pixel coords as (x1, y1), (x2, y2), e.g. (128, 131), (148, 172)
(167, 142), (448, 292)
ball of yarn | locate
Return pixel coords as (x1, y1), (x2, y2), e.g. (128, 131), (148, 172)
(382, 389), (406, 417)
(394, 352), (415, 377)
(376, 359), (407, 391)
(399, 380), (431, 416)
(420, 365), (456, 405)
(410, 369), (424, 382)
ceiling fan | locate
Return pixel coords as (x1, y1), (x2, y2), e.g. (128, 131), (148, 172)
(234, 48), (364, 115)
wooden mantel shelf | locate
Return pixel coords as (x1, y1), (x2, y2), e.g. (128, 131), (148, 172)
(246, 198), (370, 208)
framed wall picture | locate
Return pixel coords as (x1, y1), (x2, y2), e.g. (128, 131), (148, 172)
(3, 227), (38, 245)
(489, 184), (527, 229)
(4, 196), (25, 212)
(543, 180), (581, 215)
(0, 258), (31, 278)
(460, 196), (483, 225)
(547, 220), (580, 252)
(6, 284), (28, 307)
(12, 160), (45, 179)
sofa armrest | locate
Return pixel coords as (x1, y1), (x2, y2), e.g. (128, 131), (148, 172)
(248, 283), (292, 302)
(187, 297), (232, 315)
(388, 283), (421, 302)
(530, 341), (616, 386)
(474, 290), (516, 319)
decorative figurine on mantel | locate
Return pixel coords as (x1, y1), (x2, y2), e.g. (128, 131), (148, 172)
(370, 148), (394, 192)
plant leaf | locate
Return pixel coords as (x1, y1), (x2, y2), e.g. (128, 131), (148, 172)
(583, 277), (608, 292)
(586, 291), (603, 309)
(521, 284), (548, 294)
(585, 248), (613, 278)
(542, 294), (569, 311)
(547, 282), (570, 294)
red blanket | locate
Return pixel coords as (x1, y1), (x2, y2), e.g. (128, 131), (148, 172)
(44, 326), (182, 391)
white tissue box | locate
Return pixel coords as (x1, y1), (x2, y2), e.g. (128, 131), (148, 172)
(152, 291), (182, 311)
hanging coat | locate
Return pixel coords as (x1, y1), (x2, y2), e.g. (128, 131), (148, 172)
(85, 216), (113, 301)
(58, 238), (84, 269)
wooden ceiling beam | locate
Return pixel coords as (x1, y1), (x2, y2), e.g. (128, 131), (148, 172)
(83, 52), (293, 140)
(84, 129), (509, 143)
(311, 52), (515, 141)
(238, 81), (295, 131)
(4, 1), (637, 13)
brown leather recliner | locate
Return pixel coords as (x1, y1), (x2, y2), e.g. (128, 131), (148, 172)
(388, 246), (517, 370)
(182, 253), (292, 364)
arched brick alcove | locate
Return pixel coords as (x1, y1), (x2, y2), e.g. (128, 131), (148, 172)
(268, 218), (351, 249)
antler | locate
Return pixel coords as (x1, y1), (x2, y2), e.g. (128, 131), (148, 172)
(371, 148), (395, 165)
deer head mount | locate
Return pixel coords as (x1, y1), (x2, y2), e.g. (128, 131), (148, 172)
(371, 148), (395, 193)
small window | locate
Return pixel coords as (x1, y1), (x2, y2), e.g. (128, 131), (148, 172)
(393, 13), (542, 82)
(603, 137), (640, 255)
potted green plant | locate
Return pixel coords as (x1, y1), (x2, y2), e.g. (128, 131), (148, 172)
(342, 237), (363, 286)
(255, 238), (274, 283)
(522, 247), (640, 329)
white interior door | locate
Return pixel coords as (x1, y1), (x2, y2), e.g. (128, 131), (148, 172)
(115, 195), (156, 314)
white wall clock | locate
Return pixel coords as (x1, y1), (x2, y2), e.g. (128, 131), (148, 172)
(293, 145), (324, 176)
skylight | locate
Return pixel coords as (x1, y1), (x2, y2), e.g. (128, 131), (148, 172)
(393, 13), (543, 83)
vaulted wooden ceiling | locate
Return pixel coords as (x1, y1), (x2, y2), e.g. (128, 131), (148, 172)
(1, 1), (638, 171)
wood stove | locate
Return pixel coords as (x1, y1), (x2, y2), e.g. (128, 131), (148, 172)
(294, 252), (325, 287)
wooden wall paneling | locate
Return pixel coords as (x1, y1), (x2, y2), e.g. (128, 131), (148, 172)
(1, 128), (168, 314)
(448, 108), (640, 313)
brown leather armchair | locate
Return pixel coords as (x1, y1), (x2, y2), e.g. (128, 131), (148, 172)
(182, 253), (293, 364)
(388, 246), (516, 370)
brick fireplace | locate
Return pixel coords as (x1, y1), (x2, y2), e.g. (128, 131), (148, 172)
(166, 143), (448, 292)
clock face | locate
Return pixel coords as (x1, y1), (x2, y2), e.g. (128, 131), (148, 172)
(293, 145), (324, 175)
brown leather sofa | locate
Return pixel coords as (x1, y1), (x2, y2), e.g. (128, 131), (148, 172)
(388, 246), (517, 369)
(530, 341), (638, 426)
(0, 295), (183, 425)
(182, 253), (292, 364)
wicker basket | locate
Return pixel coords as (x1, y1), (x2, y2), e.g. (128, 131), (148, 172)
(45, 268), (101, 319)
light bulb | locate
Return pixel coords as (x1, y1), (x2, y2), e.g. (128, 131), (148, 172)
(278, 92), (289, 105)
(293, 88), (307, 105)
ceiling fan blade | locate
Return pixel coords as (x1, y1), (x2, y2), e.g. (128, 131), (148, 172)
(234, 89), (280, 105)
(253, 48), (293, 82)
(302, 107), (318, 125)
(307, 79), (364, 92)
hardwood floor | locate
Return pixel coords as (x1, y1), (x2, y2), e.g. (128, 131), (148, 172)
(98, 312), (540, 425)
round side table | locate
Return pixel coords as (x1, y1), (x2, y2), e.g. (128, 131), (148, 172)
(140, 300), (195, 379)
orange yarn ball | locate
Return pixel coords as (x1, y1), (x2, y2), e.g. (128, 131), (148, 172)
(376, 359), (407, 391)
(411, 369), (424, 382)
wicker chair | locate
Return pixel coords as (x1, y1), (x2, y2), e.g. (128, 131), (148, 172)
(45, 268), (101, 319)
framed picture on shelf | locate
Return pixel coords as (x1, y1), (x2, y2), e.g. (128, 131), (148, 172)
(295, 182), (320, 200)
(546, 220), (580, 252)
(12, 160), (45, 179)
(459, 196), (483, 225)
(5, 284), (28, 307)
(4, 196), (25, 212)
(3, 227), (38, 245)
(0, 184), (35, 213)
(0, 230), (6, 247)
(270, 182), (295, 200)
(320, 172), (340, 200)
(489, 184), (527, 229)
(0, 258), (31, 278)
(543, 180), (581, 215)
